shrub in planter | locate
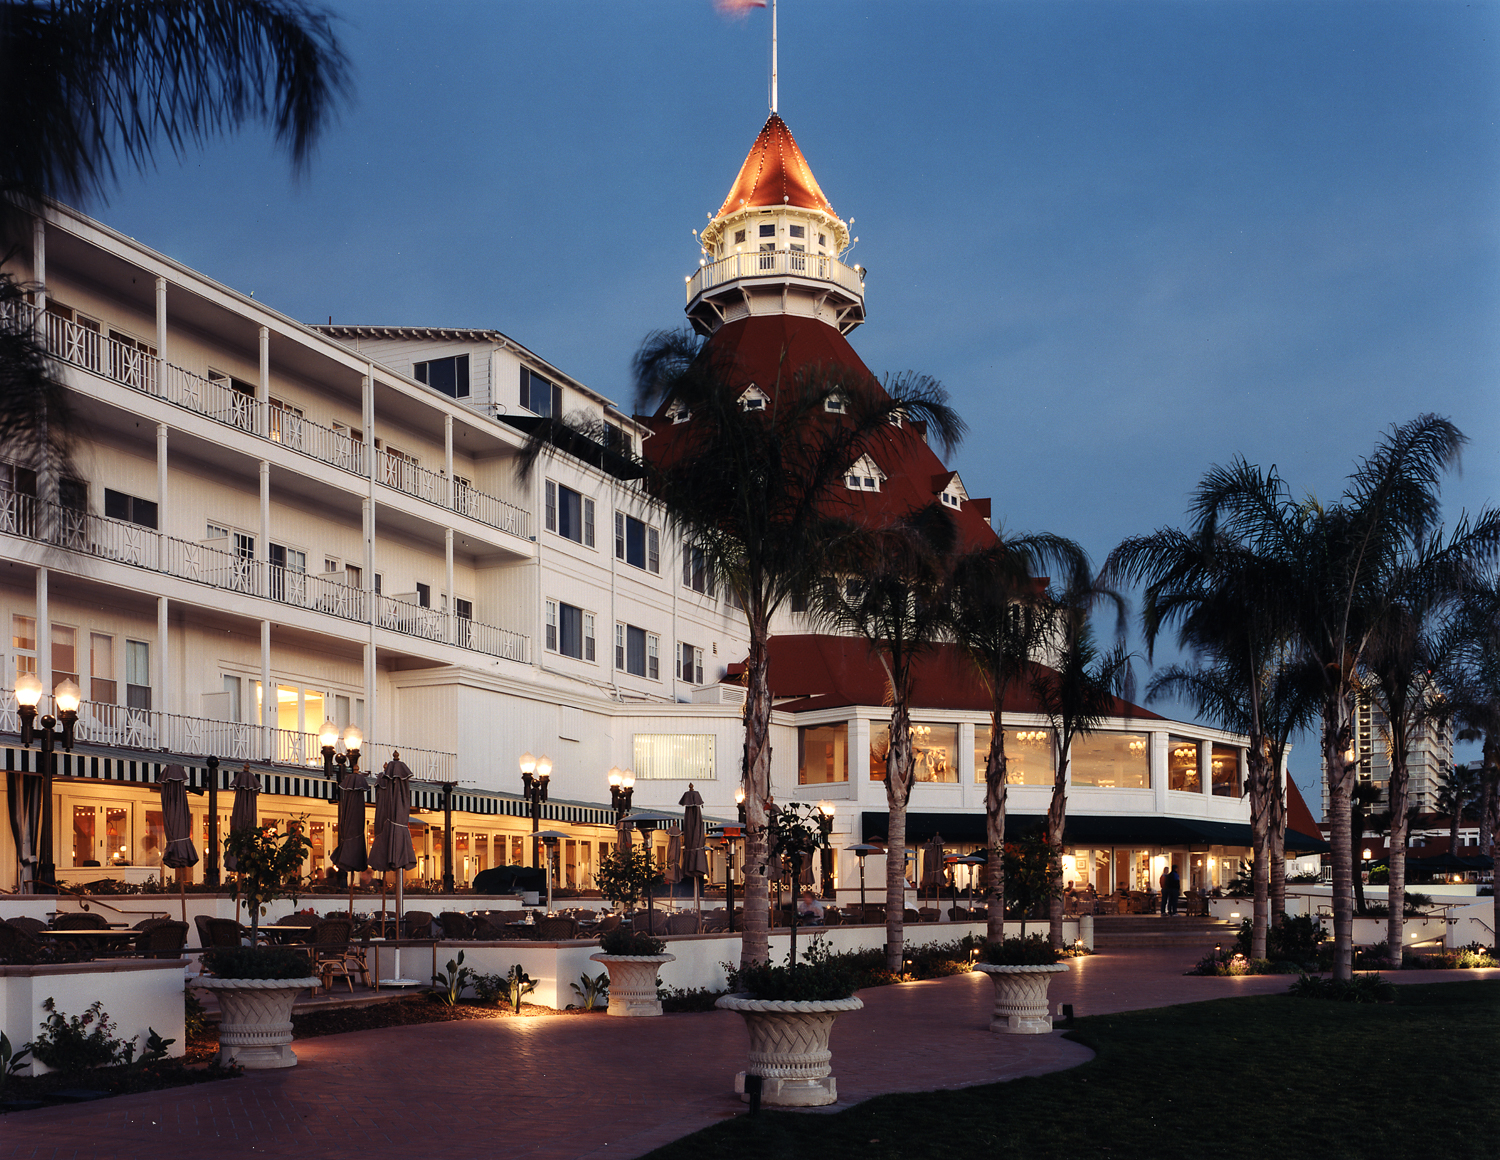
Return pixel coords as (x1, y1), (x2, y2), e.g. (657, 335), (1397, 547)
(715, 939), (864, 1107)
(201, 946), (313, 980)
(975, 934), (1070, 1034)
(593, 927), (673, 1016)
(598, 927), (665, 957)
(982, 934), (1062, 966)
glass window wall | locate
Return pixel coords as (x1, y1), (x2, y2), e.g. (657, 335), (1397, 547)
(1211, 745), (1242, 797)
(871, 723), (958, 783)
(799, 723), (849, 784)
(1168, 736), (1202, 792)
(974, 725), (1055, 785)
(1071, 732), (1151, 788)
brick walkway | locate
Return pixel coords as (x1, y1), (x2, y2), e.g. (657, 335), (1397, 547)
(2, 949), (1493, 1159)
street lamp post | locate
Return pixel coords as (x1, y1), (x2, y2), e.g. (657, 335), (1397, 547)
(816, 802), (835, 898)
(205, 753), (221, 887)
(608, 766), (635, 826)
(519, 752), (552, 871)
(14, 673), (80, 894)
(440, 781), (456, 893)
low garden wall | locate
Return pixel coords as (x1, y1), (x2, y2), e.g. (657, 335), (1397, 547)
(0, 959), (186, 1074)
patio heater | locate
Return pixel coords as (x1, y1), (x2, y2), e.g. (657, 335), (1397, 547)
(845, 844), (881, 921)
(716, 823), (743, 932)
(15, 673), (80, 894)
(534, 830), (571, 913)
(625, 811), (679, 931)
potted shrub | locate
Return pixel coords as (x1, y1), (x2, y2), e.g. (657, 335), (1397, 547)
(974, 934), (1069, 1034)
(194, 945), (321, 1068)
(590, 927), (675, 1016)
(715, 938), (863, 1107)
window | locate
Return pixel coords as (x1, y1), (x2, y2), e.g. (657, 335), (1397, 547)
(545, 481), (595, 546)
(0, 462), (36, 496)
(103, 489), (157, 529)
(51, 624), (77, 689)
(373, 572), (383, 595)
(89, 633), (114, 704)
(799, 723), (849, 785)
(344, 563), (362, 588)
(415, 583), (431, 608)
(614, 512), (658, 572)
(845, 456), (884, 492)
(126, 640), (151, 710)
(1071, 733), (1151, 789)
(615, 623), (658, 679)
(974, 725), (1055, 785)
(759, 223), (775, 238)
(603, 422), (633, 456)
(1211, 745), (1242, 798)
(223, 675), (242, 723)
(789, 224), (805, 239)
(733, 228), (746, 244)
(667, 401), (690, 424)
(679, 643), (703, 685)
(546, 601), (595, 661)
(11, 615), (36, 679)
(633, 734), (715, 780)
(1168, 737), (1203, 792)
(818, 232), (828, 248)
(824, 392), (846, 414)
(58, 477), (86, 511)
(413, 354), (470, 398)
(682, 543), (715, 596)
(870, 723), (958, 783)
(521, 368), (562, 417)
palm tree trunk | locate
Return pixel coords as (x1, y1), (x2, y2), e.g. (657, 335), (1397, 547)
(738, 622), (773, 969)
(984, 708), (1008, 945)
(1385, 765), (1409, 969)
(1324, 698), (1356, 982)
(1351, 799), (1368, 917)
(1246, 746), (1272, 961)
(1047, 752), (1068, 950)
(1485, 740), (1500, 957)
(884, 701), (913, 973)
(1269, 765), (1287, 932)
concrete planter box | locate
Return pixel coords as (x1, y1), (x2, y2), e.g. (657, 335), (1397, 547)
(974, 962), (1070, 1033)
(192, 977), (321, 1068)
(715, 993), (864, 1107)
(589, 953), (675, 1016)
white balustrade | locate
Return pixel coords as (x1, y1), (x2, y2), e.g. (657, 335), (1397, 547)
(687, 249), (864, 302)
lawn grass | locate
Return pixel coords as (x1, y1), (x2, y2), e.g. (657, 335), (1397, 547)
(643, 980), (1500, 1160)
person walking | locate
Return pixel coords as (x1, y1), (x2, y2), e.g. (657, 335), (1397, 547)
(1165, 864), (1182, 916)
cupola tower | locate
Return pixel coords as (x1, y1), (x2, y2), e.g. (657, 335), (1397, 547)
(686, 114), (866, 338)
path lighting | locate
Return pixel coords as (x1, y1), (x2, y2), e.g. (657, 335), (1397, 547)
(15, 674), (80, 893)
(608, 766), (635, 825)
(520, 752), (552, 869)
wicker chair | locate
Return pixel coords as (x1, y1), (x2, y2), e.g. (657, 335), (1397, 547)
(903, 908), (921, 924)
(7, 915), (46, 936)
(438, 912), (475, 939)
(0, 920), (43, 961)
(468, 916), (507, 939)
(139, 920), (189, 959)
(531, 916), (579, 941)
(205, 917), (249, 948)
(699, 911), (726, 933)
(595, 913), (623, 934)
(404, 911), (436, 939)
(917, 907), (940, 923)
(667, 911), (699, 935)
(309, 919), (359, 991)
(822, 906), (844, 927)
(53, 912), (110, 930)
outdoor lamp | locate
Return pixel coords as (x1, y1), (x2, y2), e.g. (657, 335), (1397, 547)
(519, 751), (536, 775)
(735, 784), (746, 824)
(320, 717), (340, 777)
(53, 678), (81, 716)
(342, 724), (363, 775)
(1362, 848), (1372, 861)
(535, 754), (553, 779)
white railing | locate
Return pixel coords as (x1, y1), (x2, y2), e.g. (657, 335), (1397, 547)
(0, 496), (528, 661)
(29, 306), (532, 540)
(687, 249), (865, 302)
(0, 690), (457, 781)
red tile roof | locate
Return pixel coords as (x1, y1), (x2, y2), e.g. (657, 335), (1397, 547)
(714, 114), (838, 219)
(727, 634), (1165, 720)
(1285, 776), (1322, 834)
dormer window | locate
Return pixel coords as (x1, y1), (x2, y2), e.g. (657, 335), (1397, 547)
(739, 385), (770, 412)
(818, 233), (827, 247)
(941, 491), (962, 509)
(845, 455), (885, 492)
(667, 400), (691, 424)
(888, 411), (903, 428)
(824, 392), (847, 414)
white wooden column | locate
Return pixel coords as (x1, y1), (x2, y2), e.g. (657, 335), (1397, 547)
(260, 619), (273, 760)
(257, 326), (270, 437)
(35, 568), (49, 701)
(445, 528), (455, 644)
(155, 277), (167, 361)
(364, 366), (376, 746)
(444, 413), (454, 501)
(259, 460), (270, 575)
(32, 218), (45, 313)
(156, 424), (169, 536)
(157, 596), (170, 717)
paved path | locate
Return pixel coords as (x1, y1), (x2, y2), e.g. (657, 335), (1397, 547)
(2, 950), (1493, 1159)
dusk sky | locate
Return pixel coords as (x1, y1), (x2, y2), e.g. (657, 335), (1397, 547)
(88, 0), (1500, 808)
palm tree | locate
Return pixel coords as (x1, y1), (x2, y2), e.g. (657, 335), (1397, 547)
(1029, 574), (1130, 950)
(1452, 581), (1500, 947)
(1107, 520), (1316, 960)
(1196, 415), (1471, 980)
(522, 328), (964, 968)
(949, 532), (1088, 944)
(1434, 762), (1482, 864)
(817, 502), (960, 972)
(0, 0), (349, 470)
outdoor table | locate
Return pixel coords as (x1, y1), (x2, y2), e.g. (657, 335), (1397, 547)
(34, 928), (140, 956)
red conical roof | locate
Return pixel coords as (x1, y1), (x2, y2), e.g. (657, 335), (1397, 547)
(714, 114), (838, 219)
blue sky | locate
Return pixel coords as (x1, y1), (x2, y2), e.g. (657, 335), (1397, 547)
(92, 0), (1500, 809)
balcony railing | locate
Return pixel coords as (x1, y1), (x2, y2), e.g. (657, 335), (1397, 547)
(687, 249), (865, 302)
(0, 689), (457, 782)
(22, 306), (530, 541)
(0, 494), (530, 662)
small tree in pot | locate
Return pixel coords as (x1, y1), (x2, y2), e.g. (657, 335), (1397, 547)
(594, 847), (663, 913)
(223, 822), (312, 942)
(590, 926), (674, 1017)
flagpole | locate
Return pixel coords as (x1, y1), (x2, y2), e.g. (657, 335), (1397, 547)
(771, 0), (778, 114)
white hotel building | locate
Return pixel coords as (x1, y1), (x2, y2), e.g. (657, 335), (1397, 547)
(0, 115), (1291, 903)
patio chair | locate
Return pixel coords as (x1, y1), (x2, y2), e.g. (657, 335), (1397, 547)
(469, 915), (507, 939)
(0, 920), (44, 962)
(904, 908), (920, 924)
(970, 906), (988, 919)
(700, 911), (726, 933)
(822, 907), (843, 927)
(438, 912), (475, 939)
(596, 913), (622, 934)
(946, 907), (969, 921)
(139, 920), (189, 959)
(7, 915), (46, 936)
(205, 917), (249, 948)
(404, 911), (436, 939)
(667, 911), (699, 935)
(53, 912), (110, 930)
(918, 907), (940, 922)
(309, 919), (358, 992)
(193, 914), (215, 949)
(531, 916), (578, 941)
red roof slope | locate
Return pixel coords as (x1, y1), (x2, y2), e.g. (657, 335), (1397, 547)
(1285, 776), (1321, 834)
(714, 114), (838, 219)
(729, 634), (1165, 720)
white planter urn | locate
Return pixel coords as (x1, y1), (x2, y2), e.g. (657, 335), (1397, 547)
(193, 977), (322, 1068)
(715, 994), (864, 1107)
(590, 953), (675, 1016)
(974, 963), (1070, 1034)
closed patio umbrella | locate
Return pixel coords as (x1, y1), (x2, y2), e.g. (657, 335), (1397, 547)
(221, 763), (260, 873)
(6, 767), (42, 892)
(665, 825), (683, 887)
(159, 763), (200, 921)
(678, 784), (709, 915)
(369, 756), (417, 985)
(332, 769), (369, 919)
(922, 832), (946, 903)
